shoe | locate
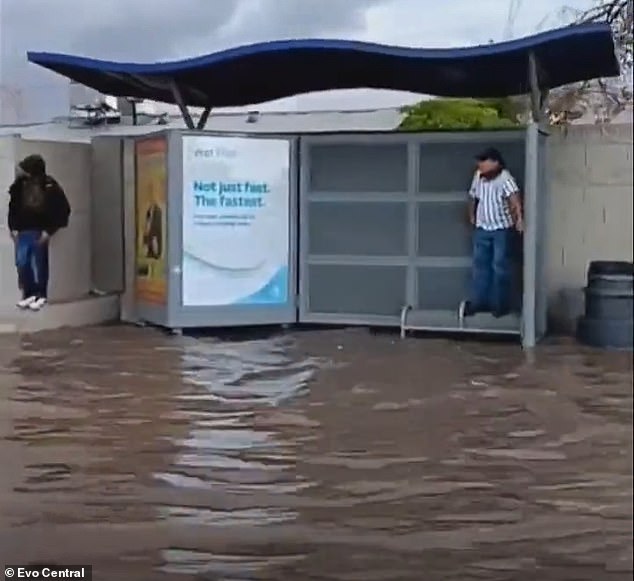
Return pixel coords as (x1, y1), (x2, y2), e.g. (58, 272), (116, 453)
(29, 297), (47, 311)
(492, 309), (510, 319)
(17, 296), (37, 309)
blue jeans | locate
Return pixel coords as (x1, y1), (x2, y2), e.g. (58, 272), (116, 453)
(15, 230), (49, 299)
(469, 227), (514, 314)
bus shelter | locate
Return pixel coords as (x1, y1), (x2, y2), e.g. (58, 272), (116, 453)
(28, 23), (619, 347)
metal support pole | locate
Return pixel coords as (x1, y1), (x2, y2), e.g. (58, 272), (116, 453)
(539, 89), (550, 131)
(196, 106), (212, 130)
(528, 52), (549, 123)
(522, 51), (544, 349)
(528, 52), (541, 122)
(169, 79), (195, 129)
(522, 121), (539, 349)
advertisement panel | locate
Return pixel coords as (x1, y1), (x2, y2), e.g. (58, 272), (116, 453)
(135, 137), (167, 304)
(181, 136), (290, 306)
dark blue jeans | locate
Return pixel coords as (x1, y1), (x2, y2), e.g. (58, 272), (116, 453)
(15, 230), (49, 299)
(469, 227), (514, 314)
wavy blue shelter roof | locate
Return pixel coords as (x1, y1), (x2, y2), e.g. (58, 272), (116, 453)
(28, 23), (618, 109)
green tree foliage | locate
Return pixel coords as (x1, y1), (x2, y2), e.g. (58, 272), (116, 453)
(480, 97), (527, 123)
(398, 97), (523, 131)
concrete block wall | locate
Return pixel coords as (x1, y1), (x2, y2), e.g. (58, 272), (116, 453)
(0, 136), (19, 309)
(546, 124), (633, 332)
(91, 137), (125, 294)
(15, 139), (93, 303)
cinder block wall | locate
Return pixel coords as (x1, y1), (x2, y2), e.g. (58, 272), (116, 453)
(546, 123), (633, 332)
(91, 137), (125, 294)
(0, 136), (19, 308)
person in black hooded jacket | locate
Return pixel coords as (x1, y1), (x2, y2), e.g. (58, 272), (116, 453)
(8, 154), (71, 310)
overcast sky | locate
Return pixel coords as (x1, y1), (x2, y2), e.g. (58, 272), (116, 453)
(0, 0), (594, 123)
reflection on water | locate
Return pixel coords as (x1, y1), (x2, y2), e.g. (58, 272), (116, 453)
(0, 326), (631, 580)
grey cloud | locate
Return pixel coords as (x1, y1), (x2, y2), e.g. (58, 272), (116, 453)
(1, 0), (583, 123)
(1, 0), (241, 65)
(228, 0), (388, 42)
(0, 0), (391, 122)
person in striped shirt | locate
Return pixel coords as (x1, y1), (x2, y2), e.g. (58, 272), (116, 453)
(460, 147), (523, 319)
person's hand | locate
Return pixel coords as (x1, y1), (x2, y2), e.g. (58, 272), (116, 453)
(10, 230), (18, 241)
(39, 232), (50, 245)
(515, 218), (524, 233)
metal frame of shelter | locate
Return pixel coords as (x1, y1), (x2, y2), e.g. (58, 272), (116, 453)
(298, 129), (536, 337)
(27, 24), (619, 347)
(522, 54), (550, 348)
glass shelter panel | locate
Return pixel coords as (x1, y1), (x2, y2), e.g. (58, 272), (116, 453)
(299, 132), (530, 336)
(417, 202), (471, 257)
(307, 265), (407, 316)
(308, 201), (408, 256)
(417, 266), (472, 311)
(418, 140), (526, 193)
(309, 143), (408, 193)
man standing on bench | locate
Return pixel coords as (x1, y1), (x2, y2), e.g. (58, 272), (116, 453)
(460, 148), (523, 321)
(8, 154), (71, 311)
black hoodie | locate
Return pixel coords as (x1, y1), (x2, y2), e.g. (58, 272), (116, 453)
(8, 154), (71, 235)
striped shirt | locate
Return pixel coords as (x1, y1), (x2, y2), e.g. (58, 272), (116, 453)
(469, 169), (519, 231)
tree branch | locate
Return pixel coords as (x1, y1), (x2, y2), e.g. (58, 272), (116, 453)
(547, 0), (632, 125)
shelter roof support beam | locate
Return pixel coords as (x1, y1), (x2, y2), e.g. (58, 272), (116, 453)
(170, 79), (195, 129)
(197, 106), (212, 130)
(169, 79), (212, 130)
(528, 52), (549, 123)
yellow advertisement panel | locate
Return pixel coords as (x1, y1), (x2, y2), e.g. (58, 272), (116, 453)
(135, 138), (167, 304)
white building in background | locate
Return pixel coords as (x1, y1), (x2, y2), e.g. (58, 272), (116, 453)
(0, 106), (407, 143)
(3, 77), (631, 137)
(0, 85), (24, 125)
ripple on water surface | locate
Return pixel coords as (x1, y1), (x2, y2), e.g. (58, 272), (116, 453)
(0, 327), (631, 580)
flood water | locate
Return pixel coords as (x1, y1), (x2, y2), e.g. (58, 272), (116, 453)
(0, 325), (632, 580)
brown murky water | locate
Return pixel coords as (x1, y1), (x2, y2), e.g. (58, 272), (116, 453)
(0, 326), (632, 580)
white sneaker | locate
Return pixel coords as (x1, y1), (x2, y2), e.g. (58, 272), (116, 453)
(17, 296), (37, 309)
(29, 297), (47, 311)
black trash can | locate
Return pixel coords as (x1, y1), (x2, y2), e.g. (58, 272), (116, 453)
(577, 261), (634, 350)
